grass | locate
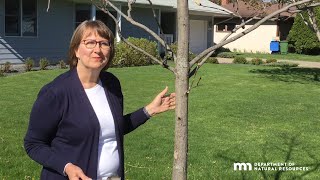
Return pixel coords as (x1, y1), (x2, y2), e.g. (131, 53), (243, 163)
(1, 64), (320, 179)
(218, 51), (320, 62)
(235, 52), (320, 62)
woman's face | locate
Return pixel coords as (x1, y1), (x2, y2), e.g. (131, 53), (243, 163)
(75, 30), (111, 71)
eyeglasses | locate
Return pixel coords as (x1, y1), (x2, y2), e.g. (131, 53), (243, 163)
(81, 39), (111, 49)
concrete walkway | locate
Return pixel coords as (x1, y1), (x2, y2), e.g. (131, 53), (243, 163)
(217, 57), (320, 68)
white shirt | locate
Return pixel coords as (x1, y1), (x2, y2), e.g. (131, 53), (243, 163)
(85, 80), (119, 178)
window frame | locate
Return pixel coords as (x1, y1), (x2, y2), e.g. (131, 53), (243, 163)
(74, 3), (116, 35)
(74, 3), (91, 28)
(4, 0), (38, 37)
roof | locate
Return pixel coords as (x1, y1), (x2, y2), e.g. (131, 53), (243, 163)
(222, 1), (294, 18)
(112, 0), (233, 16)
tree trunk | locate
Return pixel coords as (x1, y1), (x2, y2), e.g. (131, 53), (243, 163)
(172, 0), (189, 180)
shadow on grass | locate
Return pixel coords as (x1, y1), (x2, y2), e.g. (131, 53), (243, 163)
(217, 133), (320, 180)
(249, 67), (320, 84)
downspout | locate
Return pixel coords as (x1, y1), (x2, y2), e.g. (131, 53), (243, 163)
(211, 16), (214, 46)
(91, 4), (96, 20)
(116, 5), (122, 43)
(158, 9), (162, 54)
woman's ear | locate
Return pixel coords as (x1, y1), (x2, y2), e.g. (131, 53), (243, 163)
(75, 48), (79, 59)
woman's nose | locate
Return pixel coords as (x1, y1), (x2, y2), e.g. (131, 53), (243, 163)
(93, 43), (102, 52)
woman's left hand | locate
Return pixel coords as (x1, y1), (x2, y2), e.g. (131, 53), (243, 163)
(145, 86), (176, 117)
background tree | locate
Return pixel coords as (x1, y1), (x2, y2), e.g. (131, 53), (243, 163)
(287, 7), (320, 54)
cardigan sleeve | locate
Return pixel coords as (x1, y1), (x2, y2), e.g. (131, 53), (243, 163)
(122, 108), (150, 135)
(24, 86), (69, 175)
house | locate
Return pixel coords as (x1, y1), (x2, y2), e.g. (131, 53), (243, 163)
(213, 0), (294, 53)
(0, 0), (232, 64)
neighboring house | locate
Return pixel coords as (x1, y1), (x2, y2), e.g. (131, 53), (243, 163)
(0, 0), (232, 64)
(213, 0), (294, 53)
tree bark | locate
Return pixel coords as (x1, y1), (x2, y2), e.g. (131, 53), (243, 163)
(172, 0), (189, 180)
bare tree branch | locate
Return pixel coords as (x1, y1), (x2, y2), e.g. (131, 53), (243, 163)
(146, 0), (164, 35)
(291, 0), (320, 41)
(104, 0), (168, 50)
(215, 16), (237, 25)
(46, 0), (51, 12)
(127, 0), (134, 18)
(306, 8), (320, 41)
(299, 12), (314, 29)
(104, 0), (177, 62)
(93, 1), (176, 73)
(220, 17), (256, 42)
(146, 0), (175, 64)
(189, 0), (318, 69)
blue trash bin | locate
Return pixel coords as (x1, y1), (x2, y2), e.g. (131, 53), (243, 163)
(270, 41), (280, 52)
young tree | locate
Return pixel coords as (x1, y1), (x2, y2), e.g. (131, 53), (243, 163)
(78, 0), (320, 179)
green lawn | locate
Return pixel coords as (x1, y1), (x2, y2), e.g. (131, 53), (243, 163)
(1, 64), (320, 179)
(231, 52), (320, 62)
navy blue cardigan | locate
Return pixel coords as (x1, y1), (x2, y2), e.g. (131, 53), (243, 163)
(24, 68), (149, 179)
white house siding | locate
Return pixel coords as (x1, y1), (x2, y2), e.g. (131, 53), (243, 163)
(214, 22), (278, 53)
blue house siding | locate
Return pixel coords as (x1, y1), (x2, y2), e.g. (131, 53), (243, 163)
(0, 0), (74, 64)
(121, 6), (159, 41)
(0, 1), (3, 35)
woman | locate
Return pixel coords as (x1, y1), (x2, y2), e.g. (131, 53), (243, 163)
(24, 20), (175, 180)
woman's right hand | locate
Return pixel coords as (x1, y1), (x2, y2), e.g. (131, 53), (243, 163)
(65, 163), (92, 180)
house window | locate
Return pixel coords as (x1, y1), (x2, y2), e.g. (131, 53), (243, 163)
(216, 23), (235, 32)
(96, 10), (116, 35)
(75, 4), (116, 35)
(5, 0), (37, 36)
(75, 4), (91, 28)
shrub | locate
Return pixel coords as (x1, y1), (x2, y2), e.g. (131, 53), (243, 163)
(39, 58), (50, 70)
(164, 42), (195, 61)
(113, 37), (158, 67)
(287, 7), (320, 54)
(0, 65), (4, 77)
(217, 52), (236, 58)
(206, 57), (219, 64)
(251, 58), (264, 65)
(24, 57), (34, 72)
(164, 42), (178, 61)
(263, 62), (299, 68)
(233, 56), (247, 64)
(3, 61), (12, 73)
(266, 58), (277, 63)
(59, 60), (67, 69)
(215, 46), (231, 55)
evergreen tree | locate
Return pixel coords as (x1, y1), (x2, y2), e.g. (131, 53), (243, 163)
(287, 7), (320, 55)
